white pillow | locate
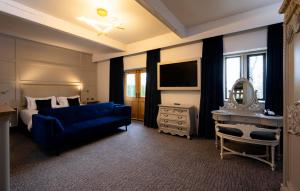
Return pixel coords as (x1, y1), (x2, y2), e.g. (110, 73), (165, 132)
(25, 96), (57, 110)
(57, 95), (80, 107)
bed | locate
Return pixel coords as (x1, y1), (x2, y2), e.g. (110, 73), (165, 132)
(19, 83), (81, 131)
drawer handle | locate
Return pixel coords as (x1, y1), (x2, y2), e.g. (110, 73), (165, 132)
(178, 127), (182, 130)
(164, 120), (168, 123)
(178, 122), (183, 125)
(178, 116), (183, 119)
(164, 114), (169, 117)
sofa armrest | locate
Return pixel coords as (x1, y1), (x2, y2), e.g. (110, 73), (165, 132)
(32, 114), (64, 149)
(113, 105), (131, 118)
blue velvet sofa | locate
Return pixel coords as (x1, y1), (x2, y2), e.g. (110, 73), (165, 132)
(32, 102), (131, 151)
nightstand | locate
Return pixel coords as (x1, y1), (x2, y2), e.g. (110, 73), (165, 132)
(9, 106), (18, 128)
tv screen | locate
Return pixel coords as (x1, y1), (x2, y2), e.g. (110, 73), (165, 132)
(159, 60), (198, 88)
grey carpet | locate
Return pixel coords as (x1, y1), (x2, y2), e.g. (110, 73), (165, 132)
(10, 121), (282, 191)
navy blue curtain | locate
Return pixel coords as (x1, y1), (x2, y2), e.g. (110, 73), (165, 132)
(144, 49), (161, 128)
(109, 57), (124, 104)
(199, 36), (224, 138)
(265, 23), (283, 115)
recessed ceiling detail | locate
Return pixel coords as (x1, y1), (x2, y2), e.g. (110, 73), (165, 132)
(77, 7), (124, 35)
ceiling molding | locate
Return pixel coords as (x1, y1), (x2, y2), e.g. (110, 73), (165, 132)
(136, 0), (187, 38)
(94, 2), (283, 62)
(187, 2), (283, 36)
(0, 0), (126, 51)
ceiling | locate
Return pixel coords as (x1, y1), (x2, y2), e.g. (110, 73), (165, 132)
(0, 0), (283, 61)
(13, 0), (171, 43)
(0, 13), (117, 55)
(161, 0), (283, 28)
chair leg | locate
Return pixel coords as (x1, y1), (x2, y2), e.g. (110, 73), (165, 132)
(215, 134), (218, 149)
(220, 136), (224, 159)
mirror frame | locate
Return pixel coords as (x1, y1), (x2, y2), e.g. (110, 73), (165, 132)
(222, 78), (263, 112)
(230, 78), (256, 108)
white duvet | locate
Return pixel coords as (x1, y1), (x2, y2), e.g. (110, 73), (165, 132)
(20, 109), (38, 131)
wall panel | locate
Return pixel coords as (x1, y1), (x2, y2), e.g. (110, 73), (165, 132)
(0, 33), (96, 105)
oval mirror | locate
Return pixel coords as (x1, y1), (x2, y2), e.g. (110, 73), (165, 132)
(231, 78), (255, 107)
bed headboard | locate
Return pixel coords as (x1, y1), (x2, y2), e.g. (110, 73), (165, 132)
(19, 83), (81, 107)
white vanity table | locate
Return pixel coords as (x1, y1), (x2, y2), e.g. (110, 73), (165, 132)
(212, 110), (283, 145)
(212, 78), (283, 170)
(0, 105), (15, 191)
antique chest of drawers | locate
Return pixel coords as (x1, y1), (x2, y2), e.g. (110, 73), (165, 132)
(157, 104), (196, 139)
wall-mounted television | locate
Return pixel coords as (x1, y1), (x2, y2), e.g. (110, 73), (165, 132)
(157, 58), (200, 90)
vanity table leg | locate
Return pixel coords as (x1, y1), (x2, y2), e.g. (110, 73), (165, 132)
(220, 136), (224, 159)
(271, 146), (275, 171)
(215, 121), (218, 148)
(266, 146), (270, 160)
(277, 143), (281, 161)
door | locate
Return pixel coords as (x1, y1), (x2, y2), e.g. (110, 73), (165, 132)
(124, 70), (146, 121)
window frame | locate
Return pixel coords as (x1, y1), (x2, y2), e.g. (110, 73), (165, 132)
(224, 55), (242, 99)
(223, 50), (267, 101)
(246, 53), (267, 101)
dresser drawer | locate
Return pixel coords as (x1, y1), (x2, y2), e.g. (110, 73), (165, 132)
(160, 123), (187, 131)
(160, 119), (188, 127)
(160, 113), (187, 121)
(160, 107), (175, 114)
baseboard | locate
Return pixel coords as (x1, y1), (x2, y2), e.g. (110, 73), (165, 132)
(281, 184), (289, 191)
(281, 181), (298, 191)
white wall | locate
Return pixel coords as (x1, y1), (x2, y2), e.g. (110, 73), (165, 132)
(160, 43), (202, 111)
(97, 61), (110, 102)
(96, 27), (268, 125)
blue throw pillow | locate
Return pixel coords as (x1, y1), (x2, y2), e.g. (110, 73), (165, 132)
(36, 99), (52, 111)
(67, 97), (80, 106)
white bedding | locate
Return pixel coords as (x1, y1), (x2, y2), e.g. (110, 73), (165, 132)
(20, 109), (38, 131)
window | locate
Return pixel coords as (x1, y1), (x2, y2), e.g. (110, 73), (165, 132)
(224, 51), (266, 100)
(140, 72), (147, 97)
(126, 73), (136, 97)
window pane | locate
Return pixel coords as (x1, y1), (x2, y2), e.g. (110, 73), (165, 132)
(140, 72), (146, 97)
(225, 57), (241, 99)
(248, 55), (264, 99)
(126, 74), (136, 97)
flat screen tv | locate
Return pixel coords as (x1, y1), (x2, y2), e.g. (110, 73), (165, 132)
(157, 59), (200, 90)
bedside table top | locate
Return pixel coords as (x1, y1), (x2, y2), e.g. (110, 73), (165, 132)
(0, 105), (15, 114)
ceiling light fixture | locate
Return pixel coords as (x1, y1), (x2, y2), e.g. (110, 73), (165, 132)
(77, 7), (124, 35)
(97, 8), (108, 17)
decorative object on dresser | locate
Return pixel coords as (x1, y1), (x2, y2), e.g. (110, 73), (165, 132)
(212, 78), (283, 171)
(157, 104), (196, 139)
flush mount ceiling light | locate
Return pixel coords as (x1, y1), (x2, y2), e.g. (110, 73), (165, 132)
(77, 7), (124, 35)
(97, 8), (108, 17)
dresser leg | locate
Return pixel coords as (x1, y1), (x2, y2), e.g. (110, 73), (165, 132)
(187, 135), (191, 140)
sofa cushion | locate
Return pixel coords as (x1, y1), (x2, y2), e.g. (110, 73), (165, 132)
(39, 102), (115, 126)
(218, 127), (243, 137)
(250, 131), (277, 141)
(64, 116), (128, 135)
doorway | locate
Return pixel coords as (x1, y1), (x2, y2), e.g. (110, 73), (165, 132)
(124, 69), (146, 121)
